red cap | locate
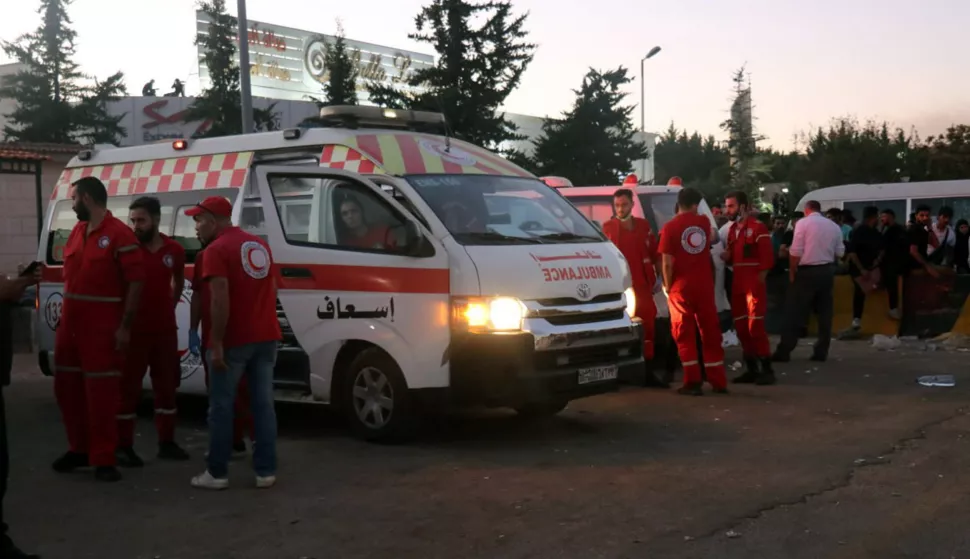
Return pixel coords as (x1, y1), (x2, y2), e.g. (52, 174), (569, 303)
(185, 196), (232, 217)
(623, 174), (639, 186)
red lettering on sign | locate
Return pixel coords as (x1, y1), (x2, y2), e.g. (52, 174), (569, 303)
(540, 265), (613, 282)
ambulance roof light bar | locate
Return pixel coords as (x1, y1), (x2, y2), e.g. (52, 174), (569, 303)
(541, 176), (573, 188)
(667, 176), (683, 187)
(316, 105), (448, 134)
(623, 174), (639, 186)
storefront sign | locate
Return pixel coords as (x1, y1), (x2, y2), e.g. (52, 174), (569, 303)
(196, 12), (434, 102)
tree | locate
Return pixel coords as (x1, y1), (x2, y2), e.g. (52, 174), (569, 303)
(320, 21), (359, 107)
(0, 0), (127, 144)
(526, 67), (646, 185)
(924, 125), (970, 180)
(185, 0), (277, 137)
(652, 123), (731, 200)
(367, 0), (535, 150)
(719, 66), (769, 197)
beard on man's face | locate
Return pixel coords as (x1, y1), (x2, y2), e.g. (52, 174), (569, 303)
(74, 202), (90, 222)
(134, 227), (155, 244)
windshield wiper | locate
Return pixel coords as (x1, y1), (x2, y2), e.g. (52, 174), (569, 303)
(535, 232), (602, 242)
(454, 231), (542, 244)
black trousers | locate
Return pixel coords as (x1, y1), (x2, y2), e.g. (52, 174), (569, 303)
(882, 267), (901, 310)
(778, 264), (835, 358)
(1, 386), (8, 538)
(852, 277), (866, 320)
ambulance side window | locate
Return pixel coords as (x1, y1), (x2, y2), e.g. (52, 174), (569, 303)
(46, 200), (76, 264)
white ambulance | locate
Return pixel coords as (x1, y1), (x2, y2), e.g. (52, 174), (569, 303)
(35, 106), (646, 441)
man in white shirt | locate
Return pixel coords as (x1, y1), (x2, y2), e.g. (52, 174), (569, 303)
(927, 206), (955, 265)
(772, 200), (845, 363)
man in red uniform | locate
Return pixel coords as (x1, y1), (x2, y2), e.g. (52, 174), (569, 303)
(115, 197), (190, 467)
(601, 188), (667, 388)
(658, 187), (727, 396)
(191, 245), (252, 456)
(186, 197), (281, 490)
(722, 191), (776, 385)
(53, 177), (144, 482)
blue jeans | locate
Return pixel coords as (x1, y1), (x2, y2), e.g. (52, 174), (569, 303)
(206, 341), (278, 478)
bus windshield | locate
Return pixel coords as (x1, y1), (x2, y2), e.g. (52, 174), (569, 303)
(405, 175), (604, 245)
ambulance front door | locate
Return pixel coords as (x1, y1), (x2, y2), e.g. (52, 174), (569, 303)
(252, 166), (452, 403)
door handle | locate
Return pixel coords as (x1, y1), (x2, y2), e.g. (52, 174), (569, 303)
(280, 267), (313, 279)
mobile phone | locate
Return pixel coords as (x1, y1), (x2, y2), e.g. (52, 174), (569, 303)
(19, 261), (41, 277)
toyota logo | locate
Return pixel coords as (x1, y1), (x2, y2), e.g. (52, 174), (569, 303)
(576, 283), (592, 300)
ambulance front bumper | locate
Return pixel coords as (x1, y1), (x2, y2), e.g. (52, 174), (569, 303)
(444, 318), (643, 408)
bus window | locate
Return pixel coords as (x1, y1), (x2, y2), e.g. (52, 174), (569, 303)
(912, 197), (970, 222)
(844, 200), (906, 224)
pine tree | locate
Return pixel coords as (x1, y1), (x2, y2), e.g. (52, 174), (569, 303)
(321, 21), (359, 107)
(719, 66), (769, 198)
(367, 0), (535, 150)
(75, 71), (128, 144)
(528, 67), (647, 185)
(185, 0), (277, 137)
(1, 0), (89, 143)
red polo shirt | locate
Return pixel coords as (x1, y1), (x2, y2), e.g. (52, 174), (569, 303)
(347, 225), (394, 250)
(63, 211), (144, 305)
(200, 227), (281, 348)
(133, 234), (184, 335)
(602, 217), (657, 289)
(659, 212), (715, 296)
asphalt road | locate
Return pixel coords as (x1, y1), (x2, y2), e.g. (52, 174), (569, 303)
(4, 338), (969, 559)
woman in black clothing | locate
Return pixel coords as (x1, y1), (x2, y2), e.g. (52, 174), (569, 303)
(955, 219), (970, 274)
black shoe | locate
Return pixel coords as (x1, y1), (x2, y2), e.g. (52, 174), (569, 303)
(51, 451), (88, 473)
(759, 357), (775, 375)
(677, 383), (703, 396)
(771, 350), (790, 363)
(755, 373), (777, 386)
(233, 441), (247, 454)
(157, 441), (190, 461)
(733, 357), (760, 384)
(94, 466), (122, 483)
(115, 447), (144, 468)
(810, 353), (827, 362)
(0, 536), (40, 559)
(712, 387), (730, 394)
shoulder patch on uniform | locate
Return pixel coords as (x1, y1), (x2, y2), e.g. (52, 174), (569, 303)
(163, 254), (174, 268)
(97, 235), (110, 249)
(681, 226), (706, 255)
(240, 241), (270, 280)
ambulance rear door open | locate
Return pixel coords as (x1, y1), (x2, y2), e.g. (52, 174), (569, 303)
(251, 166), (452, 404)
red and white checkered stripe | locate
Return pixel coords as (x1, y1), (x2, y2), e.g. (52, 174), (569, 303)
(320, 145), (384, 174)
(52, 152), (254, 200)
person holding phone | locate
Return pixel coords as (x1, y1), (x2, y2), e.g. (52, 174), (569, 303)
(1, 264), (42, 559)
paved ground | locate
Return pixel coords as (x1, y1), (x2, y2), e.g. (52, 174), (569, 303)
(5, 338), (970, 559)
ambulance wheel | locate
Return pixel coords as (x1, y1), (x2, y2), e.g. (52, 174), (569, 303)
(341, 348), (416, 443)
(514, 401), (568, 419)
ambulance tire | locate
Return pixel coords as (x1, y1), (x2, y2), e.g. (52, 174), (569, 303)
(341, 348), (417, 443)
(514, 401), (568, 419)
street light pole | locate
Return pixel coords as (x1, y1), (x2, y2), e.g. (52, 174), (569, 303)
(640, 46), (662, 182)
(237, 0), (254, 134)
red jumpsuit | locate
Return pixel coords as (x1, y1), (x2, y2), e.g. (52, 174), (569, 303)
(602, 217), (658, 359)
(725, 217), (774, 358)
(117, 235), (185, 448)
(55, 211), (144, 467)
(194, 248), (252, 444)
(658, 212), (727, 389)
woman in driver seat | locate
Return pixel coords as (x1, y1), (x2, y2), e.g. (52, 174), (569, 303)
(338, 196), (394, 250)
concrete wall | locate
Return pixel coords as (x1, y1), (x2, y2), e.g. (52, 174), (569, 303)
(0, 156), (69, 273)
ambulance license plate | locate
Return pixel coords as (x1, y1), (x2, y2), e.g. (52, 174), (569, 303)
(577, 365), (618, 385)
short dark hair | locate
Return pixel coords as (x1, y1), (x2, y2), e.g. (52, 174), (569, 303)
(957, 219), (968, 228)
(772, 215), (787, 222)
(613, 188), (634, 202)
(72, 177), (108, 207)
(825, 207), (842, 217)
(129, 196), (161, 218)
(863, 206), (879, 220)
(881, 208), (896, 218)
(724, 190), (748, 207)
(792, 211), (805, 219)
(915, 204), (931, 214)
(677, 187), (702, 209)
(804, 200), (821, 212)
(939, 206), (953, 219)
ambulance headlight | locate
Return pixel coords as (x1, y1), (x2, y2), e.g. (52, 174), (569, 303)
(452, 296), (526, 332)
(624, 287), (637, 318)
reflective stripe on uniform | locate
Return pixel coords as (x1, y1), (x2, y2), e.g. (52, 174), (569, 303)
(116, 414), (137, 420)
(65, 293), (123, 303)
(705, 361), (724, 367)
(155, 408), (178, 415)
(682, 360), (699, 366)
(56, 365), (82, 372)
(84, 371), (121, 378)
(756, 235), (771, 241)
(734, 315), (749, 321)
(751, 315), (764, 320)
(115, 244), (139, 254)
(734, 262), (759, 267)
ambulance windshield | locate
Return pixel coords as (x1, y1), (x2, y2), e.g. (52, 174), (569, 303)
(406, 175), (604, 245)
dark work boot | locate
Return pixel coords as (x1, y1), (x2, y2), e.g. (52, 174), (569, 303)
(95, 466), (122, 482)
(756, 358), (777, 385)
(732, 356), (760, 384)
(158, 441), (190, 461)
(52, 451), (89, 473)
(677, 383), (703, 396)
(116, 447), (144, 468)
(642, 361), (670, 389)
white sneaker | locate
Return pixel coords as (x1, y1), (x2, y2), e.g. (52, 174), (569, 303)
(191, 470), (229, 490)
(255, 475), (276, 489)
(851, 318), (861, 329)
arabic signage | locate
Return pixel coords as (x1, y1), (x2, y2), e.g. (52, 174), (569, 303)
(317, 296), (396, 321)
(195, 12), (434, 103)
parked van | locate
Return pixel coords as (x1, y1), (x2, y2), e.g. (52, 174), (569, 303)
(794, 179), (970, 222)
(36, 106), (645, 441)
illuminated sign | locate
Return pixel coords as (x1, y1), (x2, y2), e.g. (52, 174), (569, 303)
(195, 12), (434, 103)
